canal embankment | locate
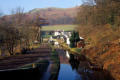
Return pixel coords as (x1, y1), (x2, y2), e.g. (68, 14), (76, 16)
(59, 43), (115, 80)
(60, 43), (103, 70)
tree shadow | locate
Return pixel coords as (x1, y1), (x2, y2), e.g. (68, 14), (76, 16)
(69, 53), (115, 80)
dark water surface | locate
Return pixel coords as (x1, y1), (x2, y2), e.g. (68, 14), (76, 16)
(56, 49), (115, 80)
(57, 50), (87, 80)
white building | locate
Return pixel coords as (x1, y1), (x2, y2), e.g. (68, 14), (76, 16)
(54, 30), (60, 36)
(53, 30), (72, 46)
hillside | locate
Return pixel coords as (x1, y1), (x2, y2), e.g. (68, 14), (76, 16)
(29, 7), (78, 25)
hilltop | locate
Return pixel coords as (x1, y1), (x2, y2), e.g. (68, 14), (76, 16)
(28, 7), (78, 25)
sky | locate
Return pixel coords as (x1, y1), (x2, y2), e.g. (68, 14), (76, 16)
(0, 0), (83, 14)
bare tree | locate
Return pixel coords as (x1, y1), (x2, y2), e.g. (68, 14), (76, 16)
(33, 13), (43, 43)
(0, 19), (20, 55)
(0, 7), (48, 56)
(0, 7), (25, 55)
(5, 27), (20, 55)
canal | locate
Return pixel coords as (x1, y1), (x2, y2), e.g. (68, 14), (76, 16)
(56, 49), (114, 80)
(57, 49), (93, 80)
(0, 47), (114, 80)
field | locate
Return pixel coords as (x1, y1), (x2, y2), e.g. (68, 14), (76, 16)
(42, 25), (77, 31)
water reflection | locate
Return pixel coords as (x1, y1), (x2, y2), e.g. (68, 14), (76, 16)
(58, 50), (89, 80)
(68, 52), (93, 80)
(58, 64), (82, 80)
(69, 54), (80, 70)
(66, 51), (70, 59)
(57, 49), (115, 80)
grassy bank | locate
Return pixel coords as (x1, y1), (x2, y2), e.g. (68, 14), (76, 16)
(42, 25), (77, 31)
(60, 43), (81, 54)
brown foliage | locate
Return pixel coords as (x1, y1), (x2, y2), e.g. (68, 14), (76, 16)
(76, 0), (120, 79)
(76, 0), (120, 26)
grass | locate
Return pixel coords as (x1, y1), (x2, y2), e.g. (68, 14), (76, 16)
(42, 24), (77, 31)
(71, 48), (82, 53)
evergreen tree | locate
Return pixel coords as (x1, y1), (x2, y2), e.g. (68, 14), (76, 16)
(70, 31), (80, 48)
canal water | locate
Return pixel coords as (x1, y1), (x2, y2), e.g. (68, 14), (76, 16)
(58, 64), (82, 80)
(57, 49), (91, 80)
(56, 49), (115, 80)
(40, 62), (51, 80)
